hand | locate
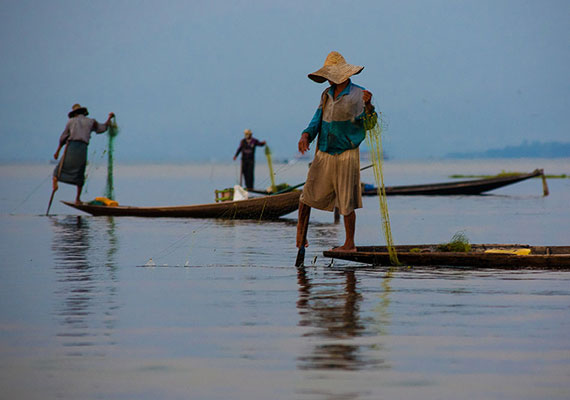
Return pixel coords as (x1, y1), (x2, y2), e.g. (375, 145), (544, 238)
(233, 156), (237, 161)
(298, 133), (310, 155)
(362, 90), (372, 105)
(54, 151), (59, 160)
(105, 112), (115, 124)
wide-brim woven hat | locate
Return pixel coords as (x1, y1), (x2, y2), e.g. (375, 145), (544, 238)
(308, 51), (364, 84)
(68, 103), (89, 118)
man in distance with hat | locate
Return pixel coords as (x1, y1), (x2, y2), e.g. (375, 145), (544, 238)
(233, 129), (266, 190)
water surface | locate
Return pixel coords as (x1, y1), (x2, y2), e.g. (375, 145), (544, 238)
(1, 158), (569, 399)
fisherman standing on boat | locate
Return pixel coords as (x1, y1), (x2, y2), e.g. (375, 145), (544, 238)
(52, 104), (115, 204)
(297, 51), (376, 252)
(233, 129), (266, 190)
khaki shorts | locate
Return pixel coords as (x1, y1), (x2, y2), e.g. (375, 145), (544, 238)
(300, 148), (362, 215)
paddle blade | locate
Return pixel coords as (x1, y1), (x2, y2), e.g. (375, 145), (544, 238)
(295, 204), (311, 267)
(295, 246), (305, 268)
(46, 189), (56, 216)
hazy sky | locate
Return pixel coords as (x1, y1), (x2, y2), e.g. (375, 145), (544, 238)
(1, 0), (568, 162)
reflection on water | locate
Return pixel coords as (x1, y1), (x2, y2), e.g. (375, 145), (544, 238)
(296, 267), (392, 371)
(50, 216), (119, 356)
(373, 268), (394, 337)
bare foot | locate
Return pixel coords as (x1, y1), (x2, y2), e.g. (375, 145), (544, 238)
(75, 199), (82, 204)
(329, 245), (357, 252)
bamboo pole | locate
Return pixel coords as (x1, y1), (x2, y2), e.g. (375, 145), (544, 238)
(46, 143), (68, 216)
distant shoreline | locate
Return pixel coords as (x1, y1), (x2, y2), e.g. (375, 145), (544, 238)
(445, 141), (570, 159)
(2, 155), (570, 166)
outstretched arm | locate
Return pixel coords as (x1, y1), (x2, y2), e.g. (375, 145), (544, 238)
(94, 112), (116, 134)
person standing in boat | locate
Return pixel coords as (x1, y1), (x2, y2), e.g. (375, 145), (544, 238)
(296, 51), (376, 252)
(52, 104), (115, 204)
(233, 129), (266, 190)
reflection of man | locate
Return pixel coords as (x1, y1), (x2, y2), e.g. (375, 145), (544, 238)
(233, 129), (266, 190)
(51, 216), (119, 351)
(296, 51), (377, 252)
(296, 268), (366, 370)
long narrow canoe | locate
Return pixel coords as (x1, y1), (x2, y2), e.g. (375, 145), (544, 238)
(62, 190), (301, 220)
(323, 244), (570, 269)
(363, 169), (545, 196)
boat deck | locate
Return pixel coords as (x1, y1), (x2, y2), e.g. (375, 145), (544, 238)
(323, 244), (570, 269)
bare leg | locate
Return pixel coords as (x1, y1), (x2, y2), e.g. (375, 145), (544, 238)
(75, 185), (83, 204)
(331, 211), (356, 252)
(296, 201), (311, 248)
(52, 176), (58, 192)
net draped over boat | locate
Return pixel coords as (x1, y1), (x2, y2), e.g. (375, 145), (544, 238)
(364, 109), (399, 265)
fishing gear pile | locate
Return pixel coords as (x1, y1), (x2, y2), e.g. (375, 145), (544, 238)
(364, 109), (399, 265)
(436, 231), (471, 253)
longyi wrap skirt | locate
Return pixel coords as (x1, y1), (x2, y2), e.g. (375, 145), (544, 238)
(53, 141), (88, 187)
(300, 148), (362, 216)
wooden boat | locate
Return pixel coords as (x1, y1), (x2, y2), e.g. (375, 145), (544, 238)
(362, 169), (546, 196)
(323, 244), (570, 269)
(61, 190), (301, 220)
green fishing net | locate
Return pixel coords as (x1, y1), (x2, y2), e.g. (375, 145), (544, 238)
(105, 117), (119, 200)
(364, 109), (399, 265)
(264, 145), (277, 192)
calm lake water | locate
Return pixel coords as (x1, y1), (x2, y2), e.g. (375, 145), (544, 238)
(1, 158), (569, 399)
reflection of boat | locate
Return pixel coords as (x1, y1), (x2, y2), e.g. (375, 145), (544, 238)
(363, 169), (546, 196)
(324, 244), (570, 269)
(61, 191), (301, 220)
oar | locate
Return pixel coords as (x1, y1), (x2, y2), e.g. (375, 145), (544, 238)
(295, 205), (311, 268)
(46, 188), (57, 216)
(539, 169), (549, 196)
(46, 143), (68, 216)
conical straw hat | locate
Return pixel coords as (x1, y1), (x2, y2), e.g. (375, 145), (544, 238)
(308, 51), (364, 84)
(68, 103), (89, 118)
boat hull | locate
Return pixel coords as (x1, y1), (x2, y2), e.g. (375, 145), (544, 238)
(363, 170), (544, 196)
(62, 191), (301, 220)
(323, 244), (570, 269)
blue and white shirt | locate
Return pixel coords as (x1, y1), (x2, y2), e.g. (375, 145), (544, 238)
(302, 80), (375, 155)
